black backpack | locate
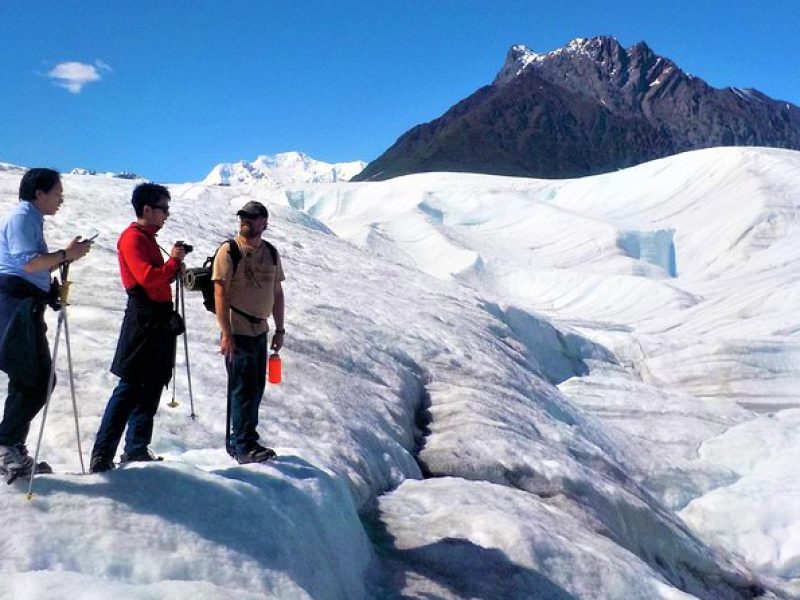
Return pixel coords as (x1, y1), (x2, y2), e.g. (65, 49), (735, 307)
(183, 239), (278, 321)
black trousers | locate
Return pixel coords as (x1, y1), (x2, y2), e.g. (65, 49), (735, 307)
(0, 303), (52, 447)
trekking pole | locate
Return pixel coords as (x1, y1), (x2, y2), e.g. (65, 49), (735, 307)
(61, 282), (86, 475)
(26, 266), (70, 500)
(167, 277), (180, 408)
(178, 272), (196, 420)
(225, 378), (233, 457)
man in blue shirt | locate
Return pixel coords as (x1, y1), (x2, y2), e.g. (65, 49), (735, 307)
(0, 168), (92, 479)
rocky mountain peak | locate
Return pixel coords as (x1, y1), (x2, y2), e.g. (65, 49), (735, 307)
(493, 36), (690, 110)
(495, 36), (668, 89)
(353, 37), (800, 182)
(565, 36), (625, 60)
(629, 40), (655, 61)
(493, 44), (539, 85)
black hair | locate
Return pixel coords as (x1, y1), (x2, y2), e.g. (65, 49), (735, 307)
(19, 168), (61, 201)
(131, 182), (171, 217)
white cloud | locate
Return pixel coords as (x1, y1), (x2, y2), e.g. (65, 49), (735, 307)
(47, 60), (111, 93)
(94, 59), (114, 73)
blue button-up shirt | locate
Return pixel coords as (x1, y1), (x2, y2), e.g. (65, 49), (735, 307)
(0, 201), (50, 291)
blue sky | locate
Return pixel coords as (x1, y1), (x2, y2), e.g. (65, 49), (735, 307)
(1, 1), (798, 182)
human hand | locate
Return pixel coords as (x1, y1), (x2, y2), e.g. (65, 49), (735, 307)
(170, 244), (187, 262)
(65, 236), (92, 261)
(271, 331), (284, 352)
(220, 333), (235, 361)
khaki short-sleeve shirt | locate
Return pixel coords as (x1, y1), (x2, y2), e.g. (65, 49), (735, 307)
(211, 236), (285, 336)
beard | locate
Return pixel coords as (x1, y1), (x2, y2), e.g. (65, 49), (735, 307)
(240, 223), (263, 239)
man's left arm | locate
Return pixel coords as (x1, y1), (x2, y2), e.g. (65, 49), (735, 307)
(24, 237), (92, 273)
(270, 280), (284, 352)
(8, 214), (90, 273)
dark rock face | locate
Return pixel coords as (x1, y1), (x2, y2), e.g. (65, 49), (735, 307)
(354, 37), (800, 181)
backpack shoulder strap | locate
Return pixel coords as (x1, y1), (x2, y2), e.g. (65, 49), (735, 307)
(204, 239), (241, 272)
(227, 239), (242, 273)
(263, 240), (278, 266)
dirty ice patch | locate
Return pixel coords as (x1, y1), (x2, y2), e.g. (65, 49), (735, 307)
(370, 478), (696, 599)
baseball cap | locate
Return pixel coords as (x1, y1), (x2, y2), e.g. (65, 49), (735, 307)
(237, 201), (269, 219)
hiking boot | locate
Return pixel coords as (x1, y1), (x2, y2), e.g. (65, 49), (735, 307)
(14, 443), (30, 457)
(89, 453), (115, 473)
(234, 443), (276, 464)
(34, 461), (54, 475)
(120, 448), (164, 464)
(0, 444), (35, 481)
(0, 444), (34, 469)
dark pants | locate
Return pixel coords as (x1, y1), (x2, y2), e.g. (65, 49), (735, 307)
(227, 333), (267, 455)
(0, 303), (52, 447)
(92, 378), (163, 459)
(0, 378), (51, 447)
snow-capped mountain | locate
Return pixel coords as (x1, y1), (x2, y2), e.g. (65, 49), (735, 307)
(203, 151), (365, 187)
(354, 36), (800, 181)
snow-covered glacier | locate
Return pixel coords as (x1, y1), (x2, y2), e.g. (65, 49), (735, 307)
(1, 146), (798, 599)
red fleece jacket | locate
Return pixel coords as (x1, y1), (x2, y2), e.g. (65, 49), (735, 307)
(117, 223), (180, 303)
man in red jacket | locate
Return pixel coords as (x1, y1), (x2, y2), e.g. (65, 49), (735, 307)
(90, 183), (185, 473)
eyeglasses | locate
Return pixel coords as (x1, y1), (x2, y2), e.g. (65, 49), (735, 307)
(151, 204), (170, 215)
(239, 215), (268, 224)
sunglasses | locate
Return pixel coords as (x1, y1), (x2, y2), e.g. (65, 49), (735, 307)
(150, 204), (170, 215)
(239, 214), (268, 222)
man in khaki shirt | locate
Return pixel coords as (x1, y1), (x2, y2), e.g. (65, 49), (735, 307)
(212, 201), (285, 463)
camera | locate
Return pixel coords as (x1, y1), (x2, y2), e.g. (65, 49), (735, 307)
(175, 240), (193, 254)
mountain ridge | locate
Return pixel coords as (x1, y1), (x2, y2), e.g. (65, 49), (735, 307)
(353, 36), (800, 181)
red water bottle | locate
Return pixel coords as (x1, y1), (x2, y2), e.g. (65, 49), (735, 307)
(268, 352), (282, 384)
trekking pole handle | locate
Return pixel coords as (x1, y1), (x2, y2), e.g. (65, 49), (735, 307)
(59, 263), (72, 305)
